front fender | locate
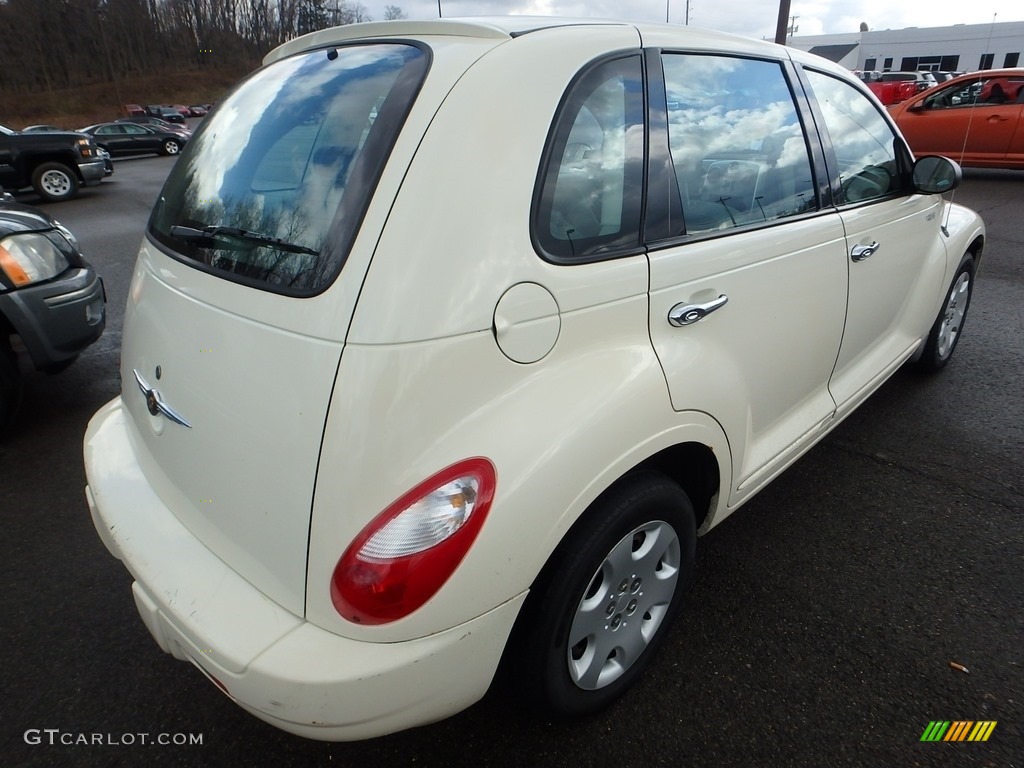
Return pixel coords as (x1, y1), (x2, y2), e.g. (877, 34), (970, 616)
(943, 200), (986, 266)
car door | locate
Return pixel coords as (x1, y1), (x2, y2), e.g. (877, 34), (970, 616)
(803, 68), (949, 411)
(121, 122), (161, 153)
(895, 74), (1024, 165)
(645, 51), (849, 505)
(94, 124), (130, 154)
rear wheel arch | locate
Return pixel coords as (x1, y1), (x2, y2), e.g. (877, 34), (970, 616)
(913, 250), (976, 372)
(497, 438), (723, 714)
(632, 441), (721, 533)
(967, 235), (984, 266)
(502, 468), (697, 716)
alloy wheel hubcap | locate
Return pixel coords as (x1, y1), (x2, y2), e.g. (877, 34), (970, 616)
(937, 272), (970, 359)
(567, 520), (680, 690)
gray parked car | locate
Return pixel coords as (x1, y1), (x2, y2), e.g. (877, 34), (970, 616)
(0, 192), (105, 431)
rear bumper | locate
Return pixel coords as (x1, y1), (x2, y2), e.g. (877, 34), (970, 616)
(84, 397), (524, 741)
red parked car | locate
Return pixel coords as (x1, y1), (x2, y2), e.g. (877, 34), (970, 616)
(855, 71), (917, 106)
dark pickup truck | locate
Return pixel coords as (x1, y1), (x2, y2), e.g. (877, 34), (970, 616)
(0, 124), (107, 202)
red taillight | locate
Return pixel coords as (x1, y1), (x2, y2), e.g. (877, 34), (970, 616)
(331, 458), (496, 625)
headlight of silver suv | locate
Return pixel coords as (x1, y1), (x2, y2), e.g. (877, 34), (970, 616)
(0, 232), (71, 289)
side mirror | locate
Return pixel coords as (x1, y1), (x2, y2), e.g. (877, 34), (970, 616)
(912, 155), (962, 194)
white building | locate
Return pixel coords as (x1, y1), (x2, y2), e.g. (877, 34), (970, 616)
(788, 20), (1024, 73)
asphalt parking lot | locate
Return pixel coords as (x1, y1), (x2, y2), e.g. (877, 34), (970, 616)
(1, 157), (1021, 768)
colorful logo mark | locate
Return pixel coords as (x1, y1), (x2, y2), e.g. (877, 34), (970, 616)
(921, 721), (997, 742)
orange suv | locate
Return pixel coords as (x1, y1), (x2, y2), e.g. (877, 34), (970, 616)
(888, 68), (1024, 168)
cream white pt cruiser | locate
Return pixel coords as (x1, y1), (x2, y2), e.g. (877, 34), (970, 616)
(84, 17), (985, 741)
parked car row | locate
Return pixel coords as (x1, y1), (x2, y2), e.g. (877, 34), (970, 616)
(3, 110), (195, 199)
(123, 103), (209, 120)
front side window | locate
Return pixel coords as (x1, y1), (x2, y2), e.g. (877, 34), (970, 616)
(805, 69), (906, 205)
(534, 55), (644, 262)
(149, 43), (428, 295)
(661, 54), (818, 235)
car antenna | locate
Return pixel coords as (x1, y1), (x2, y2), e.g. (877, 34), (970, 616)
(956, 13), (998, 165)
(944, 12), (998, 236)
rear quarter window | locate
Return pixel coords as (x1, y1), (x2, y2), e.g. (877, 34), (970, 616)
(533, 54), (645, 262)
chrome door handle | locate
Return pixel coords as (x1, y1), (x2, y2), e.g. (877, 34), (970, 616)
(851, 241), (880, 261)
(668, 294), (728, 327)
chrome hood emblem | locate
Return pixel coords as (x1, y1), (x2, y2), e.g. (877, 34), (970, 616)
(133, 369), (192, 429)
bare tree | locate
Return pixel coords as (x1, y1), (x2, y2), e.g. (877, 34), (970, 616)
(0, 0), (408, 103)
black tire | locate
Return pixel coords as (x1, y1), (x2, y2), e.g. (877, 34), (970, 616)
(161, 139), (181, 156)
(509, 471), (697, 717)
(0, 342), (22, 434)
(31, 162), (80, 202)
(914, 254), (975, 372)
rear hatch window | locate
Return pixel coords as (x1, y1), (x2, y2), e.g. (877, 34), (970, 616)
(148, 42), (428, 296)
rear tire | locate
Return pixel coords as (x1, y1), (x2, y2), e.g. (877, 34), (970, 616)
(915, 254), (975, 372)
(31, 162), (80, 202)
(509, 471), (696, 717)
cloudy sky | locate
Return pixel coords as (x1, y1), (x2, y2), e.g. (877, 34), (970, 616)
(357, 0), (1023, 41)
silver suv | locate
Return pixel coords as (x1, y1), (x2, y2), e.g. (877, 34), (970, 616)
(0, 193), (105, 430)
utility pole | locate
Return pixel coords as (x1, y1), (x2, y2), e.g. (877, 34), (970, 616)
(774, 0), (791, 45)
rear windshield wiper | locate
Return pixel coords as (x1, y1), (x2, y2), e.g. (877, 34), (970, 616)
(170, 224), (319, 257)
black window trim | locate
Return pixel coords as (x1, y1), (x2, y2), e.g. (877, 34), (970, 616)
(530, 49), (649, 266)
(796, 63), (916, 210)
(644, 49), (831, 251)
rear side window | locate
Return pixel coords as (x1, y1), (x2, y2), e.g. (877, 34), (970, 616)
(804, 70), (907, 205)
(661, 54), (818, 236)
(149, 43), (428, 295)
(534, 55), (645, 262)
(920, 74), (1024, 108)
